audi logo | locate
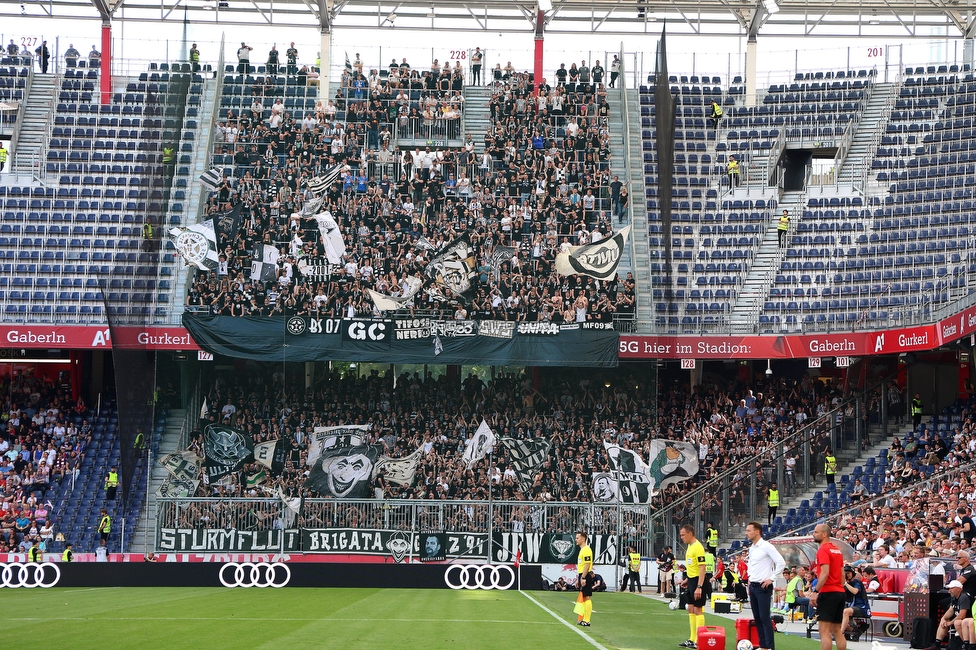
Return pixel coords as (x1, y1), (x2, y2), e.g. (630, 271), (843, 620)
(218, 562), (291, 588)
(0, 562), (61, 588)
(444, 564), (516, 590)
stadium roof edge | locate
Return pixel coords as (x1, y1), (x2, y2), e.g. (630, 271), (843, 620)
(6, 0), (976, 36)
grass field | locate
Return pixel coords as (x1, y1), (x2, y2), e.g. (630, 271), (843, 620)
(0, 588), (829, 649)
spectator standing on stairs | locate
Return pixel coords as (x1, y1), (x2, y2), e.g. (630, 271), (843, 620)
(778, 209), (790, 247)
(35, 41), (50, 74)
(471, 48), (483, 86)
(609, 55), (620, 88)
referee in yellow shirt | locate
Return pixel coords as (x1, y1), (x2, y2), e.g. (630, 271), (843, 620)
(576, 531), (594, 627)
(678, 524), (707, 648)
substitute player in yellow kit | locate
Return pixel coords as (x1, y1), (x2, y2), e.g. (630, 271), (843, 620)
(678, 524), (707, 648)
(576, 530), (594, 626)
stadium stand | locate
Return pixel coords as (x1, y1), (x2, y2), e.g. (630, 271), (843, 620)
(0, 64), (203, 322)
(190, 63), (635, 322)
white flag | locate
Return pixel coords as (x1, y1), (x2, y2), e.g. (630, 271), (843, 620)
(200, 397), (208, 420)
(462, 419), (496, 469)
(253, 440), (278, 470)
(556, 224), (631, 280)
(310, 211), (346, 265)
(367, 276), (423, 312)
(277, 485), (303, 529)
(169, 219), (220, 271)
(374, 447), (423, 486)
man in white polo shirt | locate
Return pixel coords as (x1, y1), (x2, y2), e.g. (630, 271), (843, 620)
(746, 521), (786, 650)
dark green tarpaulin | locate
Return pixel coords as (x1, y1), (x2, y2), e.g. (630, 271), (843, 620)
(182, 314), (619, 367)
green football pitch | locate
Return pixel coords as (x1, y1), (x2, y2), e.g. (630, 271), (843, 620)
(0, 587), (827, 649)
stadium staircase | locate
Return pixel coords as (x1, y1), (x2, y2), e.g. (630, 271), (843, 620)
(461, 85), (491, 155)
(130, 408), (185, 553)
(169, 78), (219, 322)
(837, 82), (897, 187)
(612, 86), (652, 321)
(728, 190), (805, 331)
(11, 74), (57, 180)
(724, 421), (908, 551)
(48, 404), (145, 554)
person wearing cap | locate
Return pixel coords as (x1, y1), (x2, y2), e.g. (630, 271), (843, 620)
(237, 42), (253, 74)
(927, 580), (972, 650)
(840, 565), (871, 641)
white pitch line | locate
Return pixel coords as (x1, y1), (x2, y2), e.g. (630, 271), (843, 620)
(520, 591), (610, 650)
(2, 617), (559, 624)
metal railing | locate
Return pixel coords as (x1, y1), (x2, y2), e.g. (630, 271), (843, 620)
(154, 497), (653, 557)
(652, 369), (899, 554)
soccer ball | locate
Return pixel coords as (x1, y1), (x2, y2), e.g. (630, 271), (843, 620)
(736, 641), (754, 650)
(668, 600), (678, 610)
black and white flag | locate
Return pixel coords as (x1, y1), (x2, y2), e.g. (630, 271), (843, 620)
(305, 444), (382, 498)
(462, 419), (495, 469)
(367, 276), (424, 312)
(306, 164), (343, 196)
(592, 472), (621, 503)
(499, 438), (551, 492)
(253, 438), (287, 476)
(414, 236), (435, 251)
(212, 203), (244, 244)
(169, 219), (220, 271)
(199, 168), (224, 192)
(374, 447), (422, 487)
(433, 333), (444, 356)
(425, 233), (478, 298)
(602, 440), (653, 504)
(158, 450), (202, 483)
(307, 425), (372, 466)
(300, 194), (326, 217)
(487, 245), (517, 281)
(203, 424), (254, 480)
(277, 485), (303, 528)
(296, 255), (333, 280)
(556, 224), (631, 280)
(250, 244), (280, 282)
(156, 476), (201, 498)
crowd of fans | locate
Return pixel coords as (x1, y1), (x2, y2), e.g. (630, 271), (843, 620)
(159, 363), (886, 538)
(0, 370), (90, 553)
(191, 56), (634, 323)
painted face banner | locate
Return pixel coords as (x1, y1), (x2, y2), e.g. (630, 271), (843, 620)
(304, 445), (383, 498)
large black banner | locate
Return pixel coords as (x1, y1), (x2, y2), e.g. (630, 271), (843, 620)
(491, 532), (618, 565)
(182, 314), (618, 367)
(157, 527), (489, 558)
(158, 528), (301, 552)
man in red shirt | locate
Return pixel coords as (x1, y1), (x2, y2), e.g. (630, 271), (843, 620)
(810, 523), (847, 650)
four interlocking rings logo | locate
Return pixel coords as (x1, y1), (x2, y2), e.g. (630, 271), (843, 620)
(444, 564), (516, 590)
(0, 562), (61, 588)
(218, 562), (291, 588)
